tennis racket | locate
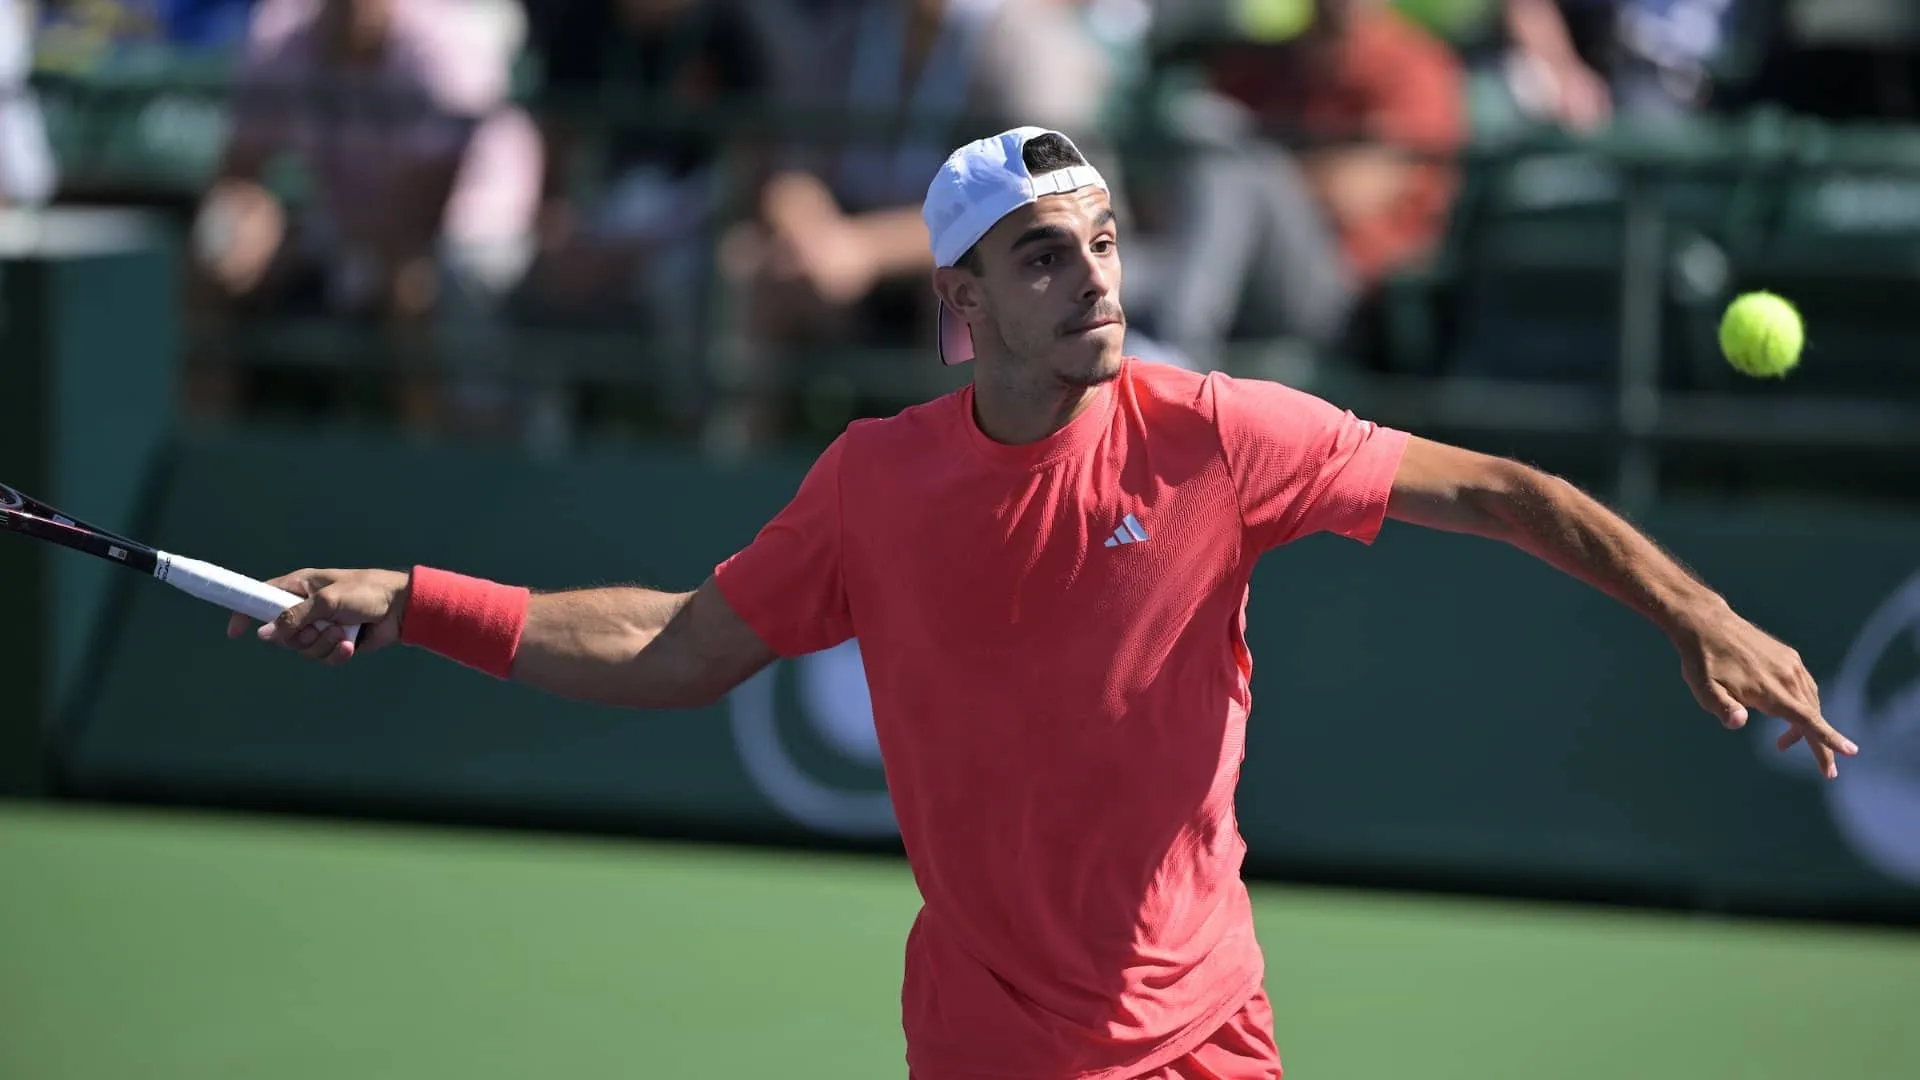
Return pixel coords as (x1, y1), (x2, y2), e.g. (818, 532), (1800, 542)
(0, 480), (357, 644)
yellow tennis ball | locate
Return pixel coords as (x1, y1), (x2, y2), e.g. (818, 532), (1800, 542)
(1233, 0), (1313, 41)
(1718, 291), (1804, 377)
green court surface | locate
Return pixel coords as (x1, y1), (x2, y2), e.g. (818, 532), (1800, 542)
(3, 803), (1916, 1079)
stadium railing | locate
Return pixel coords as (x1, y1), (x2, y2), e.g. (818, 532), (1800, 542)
(26, 63), (1920, 512)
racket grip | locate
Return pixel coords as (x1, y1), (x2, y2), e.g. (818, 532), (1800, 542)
(155, 553), (361, 644)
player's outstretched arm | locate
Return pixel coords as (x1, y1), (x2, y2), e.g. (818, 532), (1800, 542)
(1382, 436), (1859, 778)
(229, 568), (777, 710)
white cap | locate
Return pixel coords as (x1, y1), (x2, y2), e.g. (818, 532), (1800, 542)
(923, 126), (1109, 365)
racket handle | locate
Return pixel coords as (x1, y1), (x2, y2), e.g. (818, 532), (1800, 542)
(154, 553), (361, 645)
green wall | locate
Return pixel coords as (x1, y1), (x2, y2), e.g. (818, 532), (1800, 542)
(0, 213), (179, 795)
(54, 429), (1920, 920)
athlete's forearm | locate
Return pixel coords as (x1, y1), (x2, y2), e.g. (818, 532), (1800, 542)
(1466, 463), (1727, 635)
(398, 569), (775, 710)
(509, 587), (705, 708)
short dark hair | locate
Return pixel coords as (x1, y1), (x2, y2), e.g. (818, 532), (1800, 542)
(955, 132), (1090, 274)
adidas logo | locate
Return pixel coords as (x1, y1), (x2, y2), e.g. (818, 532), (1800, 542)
(1103, 513), (1150, 547)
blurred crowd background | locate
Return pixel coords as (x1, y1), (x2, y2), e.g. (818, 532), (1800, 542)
(12, 0), (1920, 499)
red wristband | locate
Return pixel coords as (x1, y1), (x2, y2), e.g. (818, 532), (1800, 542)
(400, 565), (531, 679)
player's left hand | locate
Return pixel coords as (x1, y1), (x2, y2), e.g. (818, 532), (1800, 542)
(1670, 600), (1858, 779)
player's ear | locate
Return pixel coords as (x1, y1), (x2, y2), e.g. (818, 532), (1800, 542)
(932, 265), (984, 319)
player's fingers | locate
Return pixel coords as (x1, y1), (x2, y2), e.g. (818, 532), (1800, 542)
(1784, 696), (1858, 759)
(1799, 666), (1822, 704)
(1749, 680), (1856, 757)
(262, 568), (328, 597)
(1777, 726), (1804, 753)
(1790, 666), (1827, 728)
(1693, 678), (1748, 730)
(1816, 717), (1857, 757)
(259, 588), (332, 642)
(1809, 736), (1838, 781)
(1761, 701), (1853, 781)
(240, 569), (330, 641)
(240, 570), (329, 642)
(299, 624), (345, 663)
(324, 637), (357, 667)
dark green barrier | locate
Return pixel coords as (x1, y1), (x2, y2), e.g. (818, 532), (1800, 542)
(0, 211), (179, 795)
(58, 430), (1920, 919)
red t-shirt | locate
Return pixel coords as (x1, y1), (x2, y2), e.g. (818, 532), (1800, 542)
(713, 359), (1409, 1079)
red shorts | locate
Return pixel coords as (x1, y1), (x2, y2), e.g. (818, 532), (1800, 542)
(908, 986), (1283, 1080)
(1138, 985), (1282, 1080)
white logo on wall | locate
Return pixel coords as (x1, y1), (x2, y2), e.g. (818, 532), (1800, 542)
(1758, 568), (1920, 885)
(728, 638), (898, 839)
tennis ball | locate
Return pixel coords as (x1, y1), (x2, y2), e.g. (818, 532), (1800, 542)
(1718, 291), (1804, 378)
(1233, 0), (1313, 41)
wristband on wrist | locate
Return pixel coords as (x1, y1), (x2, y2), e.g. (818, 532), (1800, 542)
(400, 565), (531, 679)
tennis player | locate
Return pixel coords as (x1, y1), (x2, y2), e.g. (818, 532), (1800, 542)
(237, 126), (1857, 1079)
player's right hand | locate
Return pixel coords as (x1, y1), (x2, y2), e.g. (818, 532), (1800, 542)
(227, 568), (411, 666)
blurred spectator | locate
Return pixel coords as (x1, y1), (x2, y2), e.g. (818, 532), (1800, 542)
(1498, 0), (1744, 130)
(517, 0), (781, 431)
(711, 0), (1120, 451)
(188, 0), (542, 430)
(0, 0), (57, 206)
(1058, 0), (1160, 130)
(35, 0), (261, 69)
(1131, 0), (1465, 370)
(1735, 1), (1920, 122)
(156, 0), (263, 47)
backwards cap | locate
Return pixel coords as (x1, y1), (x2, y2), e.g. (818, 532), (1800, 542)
(922, 126), (1109, 365)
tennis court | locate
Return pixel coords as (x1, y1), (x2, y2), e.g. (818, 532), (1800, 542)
(3, 801), (1915, 1079)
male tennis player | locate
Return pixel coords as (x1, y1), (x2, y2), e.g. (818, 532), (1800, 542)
(237, 126), (1856, 1079)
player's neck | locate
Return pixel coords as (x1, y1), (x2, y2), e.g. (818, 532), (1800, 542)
(969, 363), (1105, 446)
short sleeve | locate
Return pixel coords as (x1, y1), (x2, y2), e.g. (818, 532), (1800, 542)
(711, 435), (854, 658)
(1209, 372), (1410, 553)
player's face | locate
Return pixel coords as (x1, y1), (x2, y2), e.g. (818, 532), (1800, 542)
(957, 189), (1125, 387)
